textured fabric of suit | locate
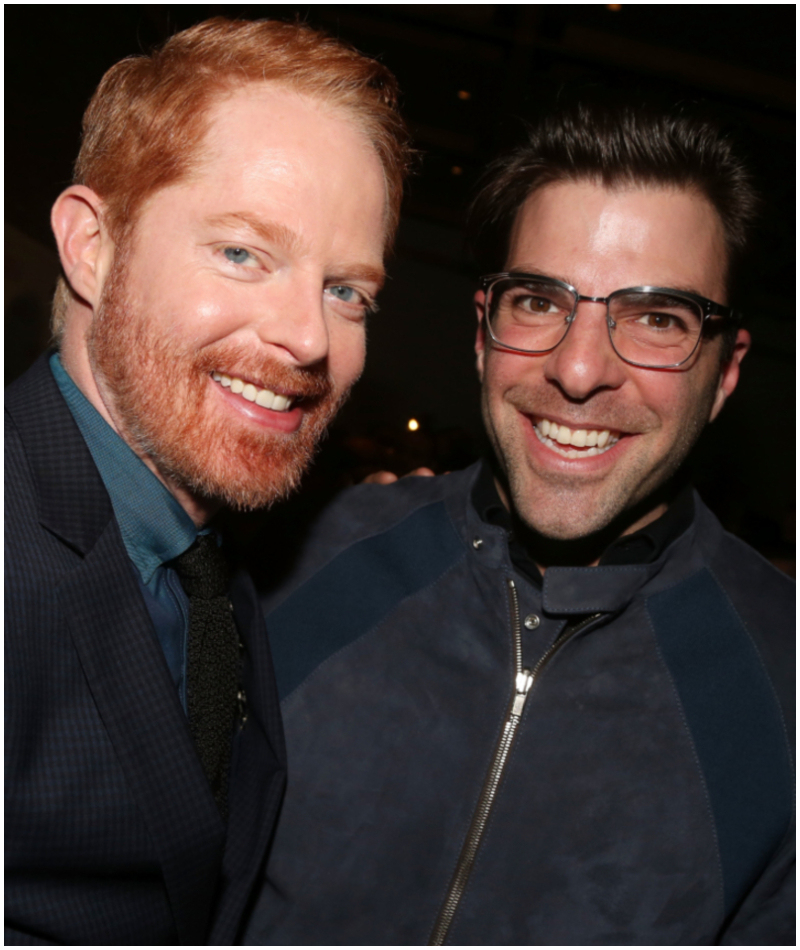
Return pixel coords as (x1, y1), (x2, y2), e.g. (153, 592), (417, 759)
(5, 354), (286, 946)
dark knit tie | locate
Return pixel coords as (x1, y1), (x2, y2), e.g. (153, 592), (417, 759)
(171, 534), (241, 818)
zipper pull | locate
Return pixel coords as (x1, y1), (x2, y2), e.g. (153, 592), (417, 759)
(511, 669), (533, 716)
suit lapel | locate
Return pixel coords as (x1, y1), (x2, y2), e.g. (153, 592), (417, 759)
(60, 522), (226, 945)
(209, 569), (287, 944)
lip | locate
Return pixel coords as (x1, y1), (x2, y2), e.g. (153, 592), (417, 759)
(210, 376), (305, 434)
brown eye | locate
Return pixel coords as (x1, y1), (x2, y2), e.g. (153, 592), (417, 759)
(643, 313), (675, 329)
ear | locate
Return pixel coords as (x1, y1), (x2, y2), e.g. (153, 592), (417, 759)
(50, 185), (114, 310)
(474, 289), (487, 381)
(709, 328), (750, 422)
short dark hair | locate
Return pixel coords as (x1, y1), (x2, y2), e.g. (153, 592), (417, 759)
(469, 96), (757, 360)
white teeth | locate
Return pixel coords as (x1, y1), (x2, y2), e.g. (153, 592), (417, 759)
(255, 389), (274, 409)
(213, 373), (294, 412)
(534, 417), (619, 457)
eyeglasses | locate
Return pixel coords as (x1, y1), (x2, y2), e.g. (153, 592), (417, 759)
(480, 273), (739, 369)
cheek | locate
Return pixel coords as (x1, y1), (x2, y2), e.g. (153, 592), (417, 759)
(125, 240), (228, 321)
(145, 278), (251, 345)
(329, 323), (366, 389)
(635, 372), (704, 438)
(484, 352), (539, 401)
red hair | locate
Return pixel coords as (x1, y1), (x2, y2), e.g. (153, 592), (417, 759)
(53, 18), (411, 337)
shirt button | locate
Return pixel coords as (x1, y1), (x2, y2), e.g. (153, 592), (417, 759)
(523, 613), (541, 630)
(472, 537), (483, 550)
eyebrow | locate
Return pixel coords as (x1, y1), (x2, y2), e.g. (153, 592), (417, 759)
(206, 211), (385, 288)
(508, 269), (709, 299)
(205, 212), (304, 255)
(508, 267), (573, 285)
(328, 264), (386, 291)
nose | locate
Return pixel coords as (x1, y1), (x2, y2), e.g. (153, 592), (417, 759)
(253, 278), (331, 367)
(543, 300), (627, 399)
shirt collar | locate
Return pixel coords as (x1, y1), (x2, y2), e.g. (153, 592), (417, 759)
(49, 353), (198, 583)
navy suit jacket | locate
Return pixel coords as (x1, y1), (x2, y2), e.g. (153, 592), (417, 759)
(5, 355), (286, 945)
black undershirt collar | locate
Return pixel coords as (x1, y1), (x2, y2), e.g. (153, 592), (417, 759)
(472, 458), (694, 588)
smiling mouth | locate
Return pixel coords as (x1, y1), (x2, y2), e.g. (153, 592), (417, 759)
(212, 372), (296, 412)
(532, 416), (621, 459)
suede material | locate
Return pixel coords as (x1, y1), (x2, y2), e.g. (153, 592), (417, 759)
(647, 569), (793, 917)
(450, 597), (721, 945)
(269, 501), (465, 700)
(244, 464), (794, 946)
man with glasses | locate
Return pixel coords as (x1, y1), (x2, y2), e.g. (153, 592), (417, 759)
(243, 101), (794, 946)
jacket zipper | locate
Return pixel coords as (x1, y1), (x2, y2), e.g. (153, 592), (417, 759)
(428, 578), (601, 945)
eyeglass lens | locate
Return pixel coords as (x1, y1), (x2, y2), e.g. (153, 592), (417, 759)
(486, 278), (704, 367)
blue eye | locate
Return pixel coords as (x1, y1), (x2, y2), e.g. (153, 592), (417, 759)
(223, 247), (252, 265)
(328, 285), (358, 303)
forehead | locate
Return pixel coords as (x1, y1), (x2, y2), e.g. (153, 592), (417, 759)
(199, 81), (370, 167)
(507, 180), (728, 302)
(135, 82), (388, 257)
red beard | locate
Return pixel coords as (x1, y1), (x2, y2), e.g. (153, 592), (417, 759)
(87, 254), (350, 511)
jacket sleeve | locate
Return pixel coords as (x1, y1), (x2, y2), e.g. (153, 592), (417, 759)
(719, 825), (795, 946)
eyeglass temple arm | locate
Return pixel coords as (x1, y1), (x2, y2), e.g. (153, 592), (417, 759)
(706, 302), (743, 324)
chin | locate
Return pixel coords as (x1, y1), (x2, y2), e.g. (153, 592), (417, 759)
(519, 509), (606, 542)
(165, 435), (314, 512)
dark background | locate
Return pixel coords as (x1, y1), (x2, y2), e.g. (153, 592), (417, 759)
(5, 5), (795, 570)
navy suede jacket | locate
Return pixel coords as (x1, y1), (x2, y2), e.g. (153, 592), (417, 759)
(244, 463), (794, 946)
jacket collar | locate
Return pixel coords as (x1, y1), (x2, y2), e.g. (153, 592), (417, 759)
(542, 562), (666, 614)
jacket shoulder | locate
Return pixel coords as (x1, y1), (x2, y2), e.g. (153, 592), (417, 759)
(694, 497), (794, 737)
(258, 467), (476, 616)
(308, 466), (474, 544)
(260, 467), (475, 701)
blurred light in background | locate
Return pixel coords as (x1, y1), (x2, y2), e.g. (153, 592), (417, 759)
(407, 418), (420, 432)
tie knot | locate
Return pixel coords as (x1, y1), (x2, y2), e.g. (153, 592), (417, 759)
(171, 534), (230, 599)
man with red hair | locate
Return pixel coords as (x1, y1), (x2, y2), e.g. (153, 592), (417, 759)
(5, 18), (410, 945)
